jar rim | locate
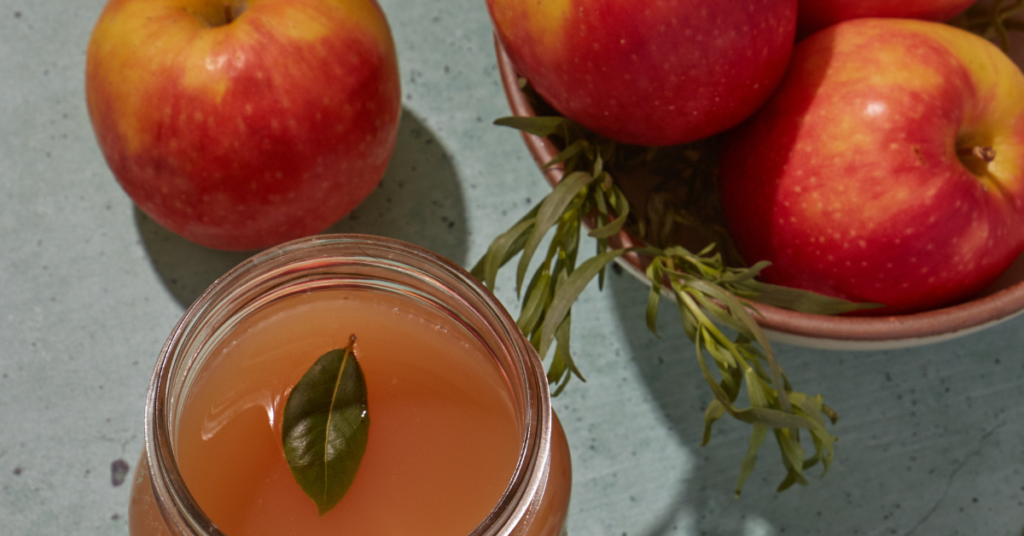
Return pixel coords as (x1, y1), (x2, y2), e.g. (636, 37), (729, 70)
(143, 234), (553, 535)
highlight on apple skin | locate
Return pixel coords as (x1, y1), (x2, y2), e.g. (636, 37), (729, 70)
(487, 0), (798, 147)
(86, 0), (402, 251)
(719, 18), (1024, 315)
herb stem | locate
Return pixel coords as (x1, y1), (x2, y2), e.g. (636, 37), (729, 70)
(481, 113), (858, 493)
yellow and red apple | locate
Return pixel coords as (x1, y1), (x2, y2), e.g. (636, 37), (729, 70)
(486, 0), (798, 147)
(719, 18), (1024, 314)
(797, 0), (977, 36)
(86, 0), (401, 251)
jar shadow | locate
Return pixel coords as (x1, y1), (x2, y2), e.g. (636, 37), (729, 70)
(136, 106), (468, 309)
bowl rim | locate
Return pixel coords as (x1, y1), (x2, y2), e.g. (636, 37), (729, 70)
(493, 34), (1024, 345)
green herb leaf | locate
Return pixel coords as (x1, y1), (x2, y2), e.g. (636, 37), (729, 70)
(494, 116), (566, 138)
(551, 311), (583, 396)
(736, 424), (768, 496)
(516, 171), (596, 294)
(740, 279), (883, 314)
(545, 138), (588, 169)
(518, 268), (552, 335)
(587, 188), (629, 239)
(282, 335), (369, 516)
(471, 205), (540, 291)
(536, 248), (627, 359)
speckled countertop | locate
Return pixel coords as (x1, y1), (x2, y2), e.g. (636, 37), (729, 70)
(0, 1), (1022, 534)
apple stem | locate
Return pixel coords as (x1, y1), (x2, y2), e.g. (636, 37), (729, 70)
(958, 145), (997, 164)
(223, 3), (233, 24)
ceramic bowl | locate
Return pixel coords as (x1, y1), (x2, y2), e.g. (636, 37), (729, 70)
(493, 36), (1024, 351)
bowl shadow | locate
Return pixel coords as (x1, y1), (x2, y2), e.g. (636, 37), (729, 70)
(607, 266), (1024, 535)
(137, 106), (467, 309)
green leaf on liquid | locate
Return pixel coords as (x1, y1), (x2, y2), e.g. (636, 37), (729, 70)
(282, 335), (369, 516)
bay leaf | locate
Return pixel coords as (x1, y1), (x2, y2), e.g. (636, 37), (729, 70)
(282, 335), (369, 516)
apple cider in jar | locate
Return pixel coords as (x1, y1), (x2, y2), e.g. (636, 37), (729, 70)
(128, 235), (571, 536)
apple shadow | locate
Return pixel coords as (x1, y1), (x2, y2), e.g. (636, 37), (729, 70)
(135, 209), (254, 309)
(136, 106), (467, 309)
(321, 107), (468, 263)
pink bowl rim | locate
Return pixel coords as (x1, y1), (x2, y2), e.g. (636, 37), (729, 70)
(493, 34), (1024, 344)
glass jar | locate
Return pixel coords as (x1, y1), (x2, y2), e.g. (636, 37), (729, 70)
(128, 234), (571, 536)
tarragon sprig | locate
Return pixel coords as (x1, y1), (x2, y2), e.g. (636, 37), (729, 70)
(643, 247), (848, 494)
(472, 115), (630, 395)
(474, 114), (876, 494)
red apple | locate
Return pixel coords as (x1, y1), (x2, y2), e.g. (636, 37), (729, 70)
(486, 0), (798, 147)
(798, 0), (976, 37)
(86, 0), (401, 251)
(719, 18), (1024, 314)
